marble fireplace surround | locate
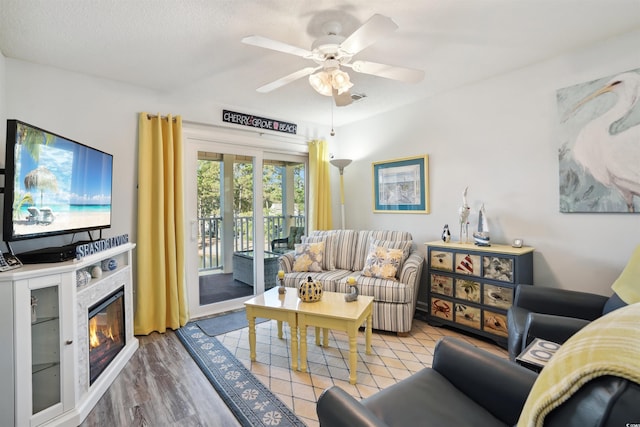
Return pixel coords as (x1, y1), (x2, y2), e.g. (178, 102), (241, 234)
(76, 268), (135, 396)
(61, 244), (138, 427)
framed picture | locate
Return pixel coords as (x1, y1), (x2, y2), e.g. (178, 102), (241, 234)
(373, 155), (429, 213)
(556, 68), (640, 213)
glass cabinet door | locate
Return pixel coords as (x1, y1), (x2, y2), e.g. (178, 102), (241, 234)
(30, 285), (62, 415)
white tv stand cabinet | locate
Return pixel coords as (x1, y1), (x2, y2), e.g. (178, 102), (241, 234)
(0, 243), (137, 427)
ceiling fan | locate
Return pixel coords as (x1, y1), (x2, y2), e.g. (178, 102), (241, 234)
(242, 14), (425, 106)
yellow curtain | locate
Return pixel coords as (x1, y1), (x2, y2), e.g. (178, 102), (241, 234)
(308, 139), (333, 231)
(134, 112), (188, 335)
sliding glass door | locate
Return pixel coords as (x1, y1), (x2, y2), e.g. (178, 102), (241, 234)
(183, 129), (307, 319)
(196, 153), (256, 306)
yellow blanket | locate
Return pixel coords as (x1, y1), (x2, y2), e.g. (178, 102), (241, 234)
(517, 302), (640, 427)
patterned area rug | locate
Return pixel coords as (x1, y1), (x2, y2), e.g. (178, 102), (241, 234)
(176, 322), (306, 427)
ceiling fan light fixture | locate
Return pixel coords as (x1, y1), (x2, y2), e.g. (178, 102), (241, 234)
(309, 71), (333, 96)
(243, 14), (425, 98)
(310, 69), (353, 96)
(331, 69), (353, 94)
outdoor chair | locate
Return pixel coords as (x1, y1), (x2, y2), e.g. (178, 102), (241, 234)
(270, 225), (304, 254)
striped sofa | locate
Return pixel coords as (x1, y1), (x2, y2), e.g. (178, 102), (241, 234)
(278, 230), (424, 335)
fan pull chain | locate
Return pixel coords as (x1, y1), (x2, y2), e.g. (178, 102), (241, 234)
(330, 99), (336, 136)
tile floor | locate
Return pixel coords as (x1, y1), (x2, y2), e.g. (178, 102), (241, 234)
(217, 318), (508, 427)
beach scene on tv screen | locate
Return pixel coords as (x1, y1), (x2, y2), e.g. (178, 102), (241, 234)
(11, 123), (112, 238)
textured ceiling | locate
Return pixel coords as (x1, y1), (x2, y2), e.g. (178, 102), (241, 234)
(1, 0), (639, 127)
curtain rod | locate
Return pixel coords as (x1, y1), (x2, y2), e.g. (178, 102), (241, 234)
(146, 114), (177, 122)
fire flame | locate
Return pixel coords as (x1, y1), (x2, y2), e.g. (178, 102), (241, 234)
(90, 317), (99, 348)
(104, 326), (114, 341)
(89, 317), (115, 349)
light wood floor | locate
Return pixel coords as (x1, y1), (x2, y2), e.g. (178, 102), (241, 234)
(80, 331), (240, 427)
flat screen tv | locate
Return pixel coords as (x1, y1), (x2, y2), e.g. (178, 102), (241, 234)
(3, 120), (113, 242)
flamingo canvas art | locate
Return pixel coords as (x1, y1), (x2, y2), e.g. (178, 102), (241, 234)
(557, 68), (640, 213)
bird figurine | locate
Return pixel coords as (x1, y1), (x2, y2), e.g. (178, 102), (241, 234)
(441, 224), (451, 243)
(568, 71), (640, 212)
(458, 187), (471, 243)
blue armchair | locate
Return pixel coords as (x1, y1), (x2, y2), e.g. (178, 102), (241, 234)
(507, 244), (640, 361)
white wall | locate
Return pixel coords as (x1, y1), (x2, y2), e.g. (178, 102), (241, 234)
(2, 59), (328, 254)
(331, 29), (640, 297)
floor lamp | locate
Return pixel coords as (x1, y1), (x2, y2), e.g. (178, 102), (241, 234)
(330, 158), (352, 229)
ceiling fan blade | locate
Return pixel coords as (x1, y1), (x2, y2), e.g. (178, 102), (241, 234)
(340, 14), (398, 56)
(333, 89), (353, 107)
(242, 35), (313, 58)
(349, 60), (425, 83)
(256, 67), (319, 93)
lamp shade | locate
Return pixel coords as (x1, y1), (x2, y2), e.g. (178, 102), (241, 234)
(309, 71), (333, 96)
(310, 68), (354, 96)
(330, 158), (352, 173)
(331, 70), (353, 94)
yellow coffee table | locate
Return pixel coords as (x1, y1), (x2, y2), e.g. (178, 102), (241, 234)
(244, 287), (300, 370)
(297, 291), (374, 384)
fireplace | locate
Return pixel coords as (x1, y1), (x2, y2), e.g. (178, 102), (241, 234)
(88, 288), (125, 385)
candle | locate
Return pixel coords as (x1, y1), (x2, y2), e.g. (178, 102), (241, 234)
(347, 276), (356, 285)
(278, 270), (285, 279)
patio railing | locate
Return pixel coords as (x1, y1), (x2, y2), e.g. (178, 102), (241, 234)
(198, 215), (305, 271)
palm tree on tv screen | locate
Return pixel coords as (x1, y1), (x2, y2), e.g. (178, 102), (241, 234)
(17, 123), (54, 163)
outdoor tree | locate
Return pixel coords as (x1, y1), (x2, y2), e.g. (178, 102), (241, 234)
(197, 160), (220, 218)
(233, 161), (253, 214)
(198, 160), (305, 219)
(262, 164), (283, 214)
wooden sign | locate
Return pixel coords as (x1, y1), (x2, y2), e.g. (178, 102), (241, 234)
(76, 234), (130, 258)
(222, 110), (297, 134)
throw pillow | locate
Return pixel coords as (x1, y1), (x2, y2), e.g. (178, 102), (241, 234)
(292, 241), (324, 272)
(362, 243), (404, 280)
(370, 239), (412, 274)
(303, 234), (336, 270)
(308, 230), (357, 270)
(611, 244), (640, 305)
